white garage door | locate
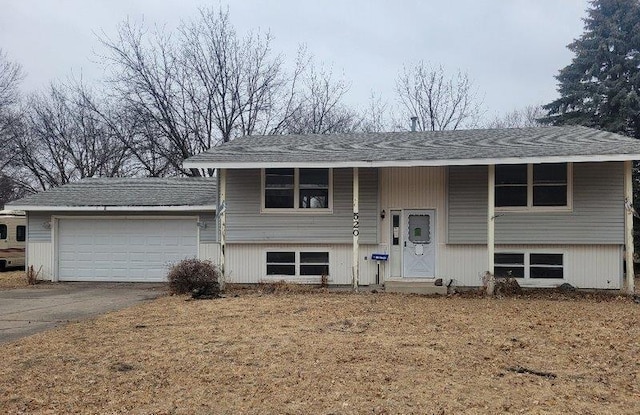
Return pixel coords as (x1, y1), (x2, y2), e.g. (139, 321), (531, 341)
(57, 218), (197, 282)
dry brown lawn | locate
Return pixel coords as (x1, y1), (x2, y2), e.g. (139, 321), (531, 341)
(1, 288), (639, 414)
(0, 270), (28, 289)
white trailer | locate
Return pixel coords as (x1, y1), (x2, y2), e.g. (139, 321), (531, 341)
(0, 210), (26, 270)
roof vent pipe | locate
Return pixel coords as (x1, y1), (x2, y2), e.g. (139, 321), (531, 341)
(410, 116), (418, 132)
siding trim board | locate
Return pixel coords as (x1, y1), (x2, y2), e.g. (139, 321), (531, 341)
(184, 153), (640, 170)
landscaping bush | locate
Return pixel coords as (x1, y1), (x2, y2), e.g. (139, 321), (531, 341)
(167, 258), (221, 298)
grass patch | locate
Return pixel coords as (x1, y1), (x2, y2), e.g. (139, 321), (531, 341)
(1, 291), (639, 414)
(0, 270), (28, 290)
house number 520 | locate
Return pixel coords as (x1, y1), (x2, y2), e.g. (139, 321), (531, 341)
(352, 213), (360, 236)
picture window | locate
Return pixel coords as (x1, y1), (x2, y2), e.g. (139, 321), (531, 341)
(495, 163), (569, 208)
(263, 168), (331, 210)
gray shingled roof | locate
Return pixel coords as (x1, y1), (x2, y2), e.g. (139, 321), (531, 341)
(7, 177), (216, 210)
(183, 126), (640, 168)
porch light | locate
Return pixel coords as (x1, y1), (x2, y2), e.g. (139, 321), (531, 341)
(380, 209), (386, 220)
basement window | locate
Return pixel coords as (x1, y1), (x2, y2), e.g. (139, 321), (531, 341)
(263, 168), (332, 211)
(494, 252), (564, 280)
(300, 252), (329, 276)
(495, 163), (570, 209)
(494, 253), (525, 278)
(265, 251), (330, 277)
(266, 252), (295, 276)
(529, 253), (564, 279)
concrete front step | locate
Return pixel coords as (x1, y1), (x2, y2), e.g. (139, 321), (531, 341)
(384, 280), (448, 295)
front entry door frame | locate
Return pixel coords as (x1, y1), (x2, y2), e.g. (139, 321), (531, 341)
(401, 209), (436, 278)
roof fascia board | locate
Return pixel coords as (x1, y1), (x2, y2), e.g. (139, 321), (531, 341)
(183, 153), (640, 169)
(6, 205), (217, 212)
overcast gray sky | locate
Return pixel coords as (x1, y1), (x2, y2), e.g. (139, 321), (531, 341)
(1, 0), (589, 121)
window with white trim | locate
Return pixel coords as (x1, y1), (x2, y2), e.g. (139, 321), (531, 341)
(263, 168), (331, 210)
(266, 251), (329, 277)
(494, 252), (564, 279)
(495, 163), (570, 209)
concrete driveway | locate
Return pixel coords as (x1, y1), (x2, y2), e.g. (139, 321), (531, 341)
(0, 283), (165, 344)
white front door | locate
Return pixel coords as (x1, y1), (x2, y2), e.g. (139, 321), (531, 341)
(402, 210), (436, 278)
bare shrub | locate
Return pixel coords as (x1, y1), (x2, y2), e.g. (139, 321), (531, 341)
(257, 280), (316, 294)
(167, 258), (221, 298)
(26, 265), (40, 285)
(494, 277), (523, 297)
(320, 272), (329, 288)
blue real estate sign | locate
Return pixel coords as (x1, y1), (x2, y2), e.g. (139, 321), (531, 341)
(371, 253), (389, 261)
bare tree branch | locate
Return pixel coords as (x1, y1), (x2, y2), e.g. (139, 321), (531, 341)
(485, 105), (546, 128)
(395, 62), (483, 131)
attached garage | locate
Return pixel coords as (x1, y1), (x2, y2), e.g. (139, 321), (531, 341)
(7, 178), (219, 282)
(57, 218), (198, 282)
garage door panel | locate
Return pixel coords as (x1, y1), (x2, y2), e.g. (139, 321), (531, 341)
(57, 218), (197, 282)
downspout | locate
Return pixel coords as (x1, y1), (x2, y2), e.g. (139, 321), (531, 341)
(219, 168), (227, 290)
(353, 167), (359, 291)
(624, 160), (635, 294)
(487, 164), (496, 295)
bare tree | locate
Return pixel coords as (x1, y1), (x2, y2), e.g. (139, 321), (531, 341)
(77, 88), (177, 177)
(0, 50), (27, 205)
(98, 8), (363, 176)
(0, 50), (25, 164)
(486, 105), (545, 128)
(0, 49), (24, 110)
(360, 93), (393, 133)
(395, 62), (483, 131)
(11, 82), (131, 192)
(281, 64), (361, 134)
(99, 8), (296, 175)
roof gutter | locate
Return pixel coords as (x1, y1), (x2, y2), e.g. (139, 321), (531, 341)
(182, 153), (640, 170)
(5, 205), (218, 212)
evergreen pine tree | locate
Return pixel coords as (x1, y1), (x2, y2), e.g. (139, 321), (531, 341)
(543, 0), (640, 138)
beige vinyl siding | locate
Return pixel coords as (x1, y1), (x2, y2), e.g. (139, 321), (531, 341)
(26, 212), (51, 242)
(198, 243), (220, 263)
(439, 244), (622, 289)
(225, 168), (378, 244)
(26, 241), (53, 280)
(448, 162), (624, 244)
(226, 243), (380, 285)
(198, 213), (218, 242)
(379, 166), (448, 279)
(379, 166), (447, 247)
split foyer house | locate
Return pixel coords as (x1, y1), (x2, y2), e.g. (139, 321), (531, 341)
(8, 125), (640, 293)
